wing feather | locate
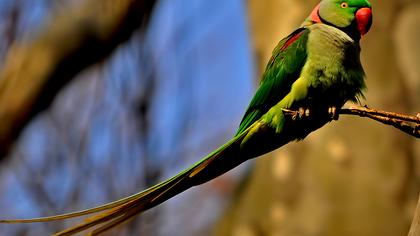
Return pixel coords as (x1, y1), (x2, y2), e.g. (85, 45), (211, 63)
(236, 28), (309, 134)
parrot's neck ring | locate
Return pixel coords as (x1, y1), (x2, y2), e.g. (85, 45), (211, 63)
(309, 3), (362, 41)
(309, 3), (322, 23)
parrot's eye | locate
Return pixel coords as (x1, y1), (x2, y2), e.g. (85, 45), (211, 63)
(340, 2), (349, 8)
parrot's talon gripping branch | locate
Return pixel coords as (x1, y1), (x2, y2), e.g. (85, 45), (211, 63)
(283, 108), (304, 120)
(283, 106), (420, 139)
(328, 106), (340, 120)
(297, 107), (311, 120)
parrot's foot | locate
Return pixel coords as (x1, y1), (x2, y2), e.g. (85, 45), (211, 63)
(295, 107), (311, 120)
(328, 106), (340, 120)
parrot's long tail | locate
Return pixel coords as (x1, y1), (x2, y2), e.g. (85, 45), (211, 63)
(0, 122), (263, 236)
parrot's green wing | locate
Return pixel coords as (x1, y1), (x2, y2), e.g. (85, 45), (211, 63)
(236, 28), (310, 135)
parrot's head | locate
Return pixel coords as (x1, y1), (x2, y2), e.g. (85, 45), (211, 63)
(306, 0), (372, 38)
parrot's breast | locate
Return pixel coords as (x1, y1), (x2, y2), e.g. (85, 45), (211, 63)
(302, 23), (366, 104)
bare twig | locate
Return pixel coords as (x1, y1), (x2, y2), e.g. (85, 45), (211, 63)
(282, 105), (420, 139)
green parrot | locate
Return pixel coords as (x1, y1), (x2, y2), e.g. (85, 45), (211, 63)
(1, 0), (373, 235)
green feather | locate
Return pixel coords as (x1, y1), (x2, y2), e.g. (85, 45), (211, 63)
(236, 28), (310, 135)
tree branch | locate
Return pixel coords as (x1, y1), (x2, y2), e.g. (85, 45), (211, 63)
(0, 0), (156, 159)
(283, 104), (420, 236)
(282, 105), (420, 139)
(341, 106), (420, 138)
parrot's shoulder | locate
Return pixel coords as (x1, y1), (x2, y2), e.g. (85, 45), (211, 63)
(264, 28), (310, 76)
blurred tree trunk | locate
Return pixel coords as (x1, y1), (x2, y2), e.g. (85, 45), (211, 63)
(0, 0), (155, 159)
(409, 194), (420, 236)
(214, 0), (420, 235)
(395, 4), (420, 236)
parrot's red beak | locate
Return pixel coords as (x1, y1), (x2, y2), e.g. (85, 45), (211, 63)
(355, 8), (372, 36)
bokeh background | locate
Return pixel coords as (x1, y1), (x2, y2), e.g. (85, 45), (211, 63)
(0, 0), (419, 235)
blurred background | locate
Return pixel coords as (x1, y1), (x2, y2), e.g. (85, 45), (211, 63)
(0, 0), (419, 235)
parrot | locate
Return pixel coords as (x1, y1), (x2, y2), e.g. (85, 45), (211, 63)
(0, 0), (373, 235)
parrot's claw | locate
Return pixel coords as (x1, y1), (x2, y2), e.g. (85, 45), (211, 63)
(328, 106), (340, 120)
(295, 107), (311, 120)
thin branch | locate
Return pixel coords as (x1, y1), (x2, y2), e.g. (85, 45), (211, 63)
(341, 105), (420, 124)
(282, 105), (420, 139)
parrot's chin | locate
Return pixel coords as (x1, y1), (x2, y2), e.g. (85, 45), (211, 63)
(356, 8), (372, 36)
